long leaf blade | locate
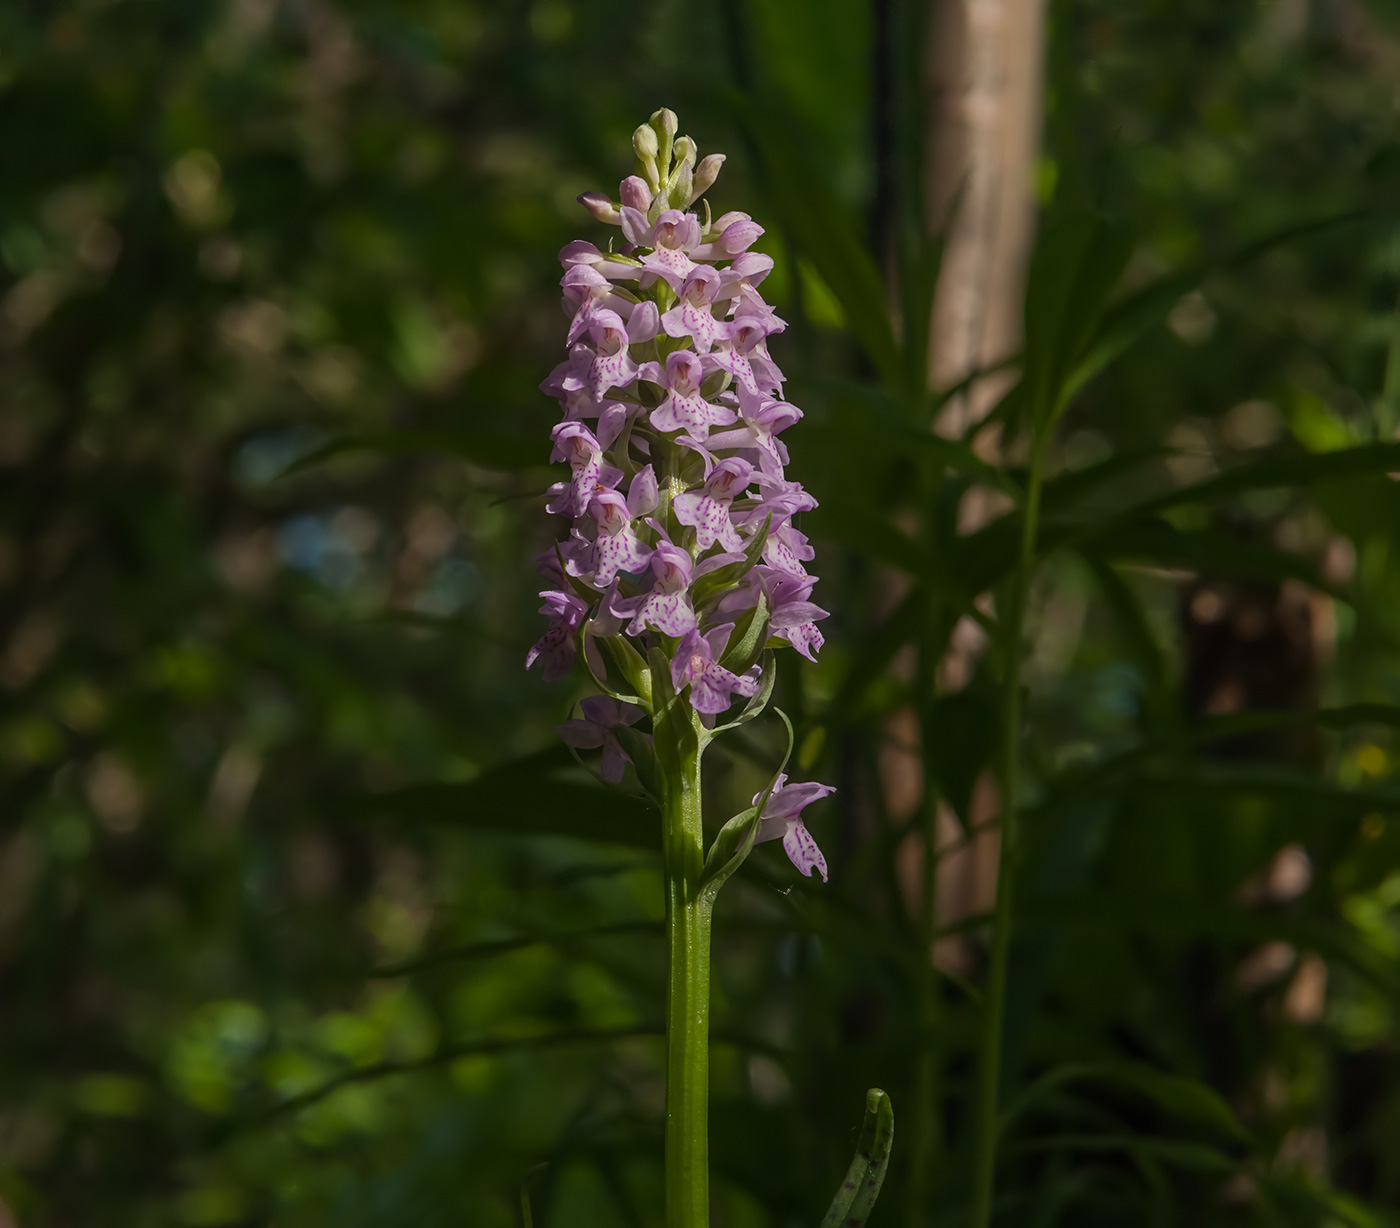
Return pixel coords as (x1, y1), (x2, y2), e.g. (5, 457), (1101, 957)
(820, 1088), (895, 1228)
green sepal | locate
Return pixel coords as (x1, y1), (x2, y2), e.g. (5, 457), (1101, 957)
(697, 707), (793, 901)
(652, 278), (677, 315)
(719, 590), (769, 674)
(609, 407), (642, 478)
(712, 651), (776, 734)
(580, 631), (644, 706)
(611, 722), (661, 800)
(649, 645), (702, 780)
(696, 804), (760, 905)
(690, 514), (772, 609)
(648, 645), (676, 711)
(699, 369), (730, 399)
(600, 634), (652, 708)
(819, 1089), (895, 1228)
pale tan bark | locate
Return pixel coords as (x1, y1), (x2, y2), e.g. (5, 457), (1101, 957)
(925, 0), (1047, 435)
(887, 0), (1049, 960)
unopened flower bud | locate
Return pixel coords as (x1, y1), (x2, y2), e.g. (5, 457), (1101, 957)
(620, 175), (652, 213)
(672, 136), (697, 173)
(651, 107), (678, 141)
(578, 191), (622, 225)
(632, 123), (660, 190)
(690, 153), (726, 205)
(649, 108), (678, 178)
(633, 122), (659, 160)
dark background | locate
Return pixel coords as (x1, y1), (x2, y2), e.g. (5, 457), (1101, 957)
(5, 1), (1400, 1224)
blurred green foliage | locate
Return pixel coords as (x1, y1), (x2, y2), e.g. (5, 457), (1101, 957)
(4, 0), (1400, 1225)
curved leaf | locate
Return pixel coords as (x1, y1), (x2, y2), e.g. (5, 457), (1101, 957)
(820, 1088), (895, 1228)
(344, 746), (657, 847)
(699, 709), (795, 901)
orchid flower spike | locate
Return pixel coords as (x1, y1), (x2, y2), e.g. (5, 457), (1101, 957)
(529, 110), (833, 879)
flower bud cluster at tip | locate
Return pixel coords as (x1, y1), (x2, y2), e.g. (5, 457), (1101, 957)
(527, 109), (832, 881)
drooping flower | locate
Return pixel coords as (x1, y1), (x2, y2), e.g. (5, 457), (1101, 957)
(702, 391), (801, 476)
(754, 773), (834, 881)
(546, 421), (621, 518)
(525, 589), (589, 681)
(556, 696), (647, 783)
(763, 570), (829, 662)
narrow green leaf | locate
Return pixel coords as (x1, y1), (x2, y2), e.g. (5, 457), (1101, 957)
(648, 645), (677, 711)
(699, 708), (795, 901)
(1003, 1061), (1249, 1142)
(1080, 555), (1168, 711)
(713, 651), (777, 733)
(719, 591), (769, 673)
(820, 1088), (895, 1228)
(1118, 440), (1400, 522)
(736, 102), (901, 385)
(581, 632), (644, 705)
(611, 723), (661, 800)
(1013, 1133), (1236, 1174)
(1082, 520), (1343, 598)
(1021, 212), (1133, 426)
(1042, 703), (1400, 817)
(691, 515), (772, 608)
(343, 746), (656, 847)
(699, 805), (761, 898)
(1255, 1174), (1393, 1228)
(277, 429), (541, 477)
(1040, 447), (1172, 512)
(600, 634), (652, 706)
(1025, 892), (1400, 1013)
(1065, 209), (1367, 403)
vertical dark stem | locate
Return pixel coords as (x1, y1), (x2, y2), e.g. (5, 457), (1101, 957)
(969, 430), (1047, 1228)
(906, 627), (943, 1228)
(871, 0), (898, 270)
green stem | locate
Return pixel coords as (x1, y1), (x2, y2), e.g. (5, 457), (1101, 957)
(969, 430), (1048, 1228)
(662, 707), (711, 1228)
(1380, 277), (1400, 437)
(906, 638), (943, 1228)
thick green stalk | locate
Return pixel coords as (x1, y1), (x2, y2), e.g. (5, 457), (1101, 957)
(968, 432), (1048, 1228)
(662, 707), (711, 1228)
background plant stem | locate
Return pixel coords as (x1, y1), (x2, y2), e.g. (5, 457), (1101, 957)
(969, 429), (1048, 1228)
(906, 633), (944, 1228)
(663, 710), (712, 1228)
